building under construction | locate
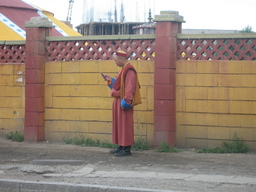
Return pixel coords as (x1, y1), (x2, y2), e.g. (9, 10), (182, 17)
(76, 0), (154, 35)
(76, 22), (145, 35)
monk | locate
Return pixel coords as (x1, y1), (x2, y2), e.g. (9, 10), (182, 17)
(103, 50), (140, 157)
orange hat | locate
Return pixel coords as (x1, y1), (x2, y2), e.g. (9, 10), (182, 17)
(116, 50), (128, 57)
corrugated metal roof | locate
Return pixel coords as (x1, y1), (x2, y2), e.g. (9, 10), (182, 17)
(0, 8), (39, 31)
(0, 0), (37, 10)
(0, 0), (81, 40)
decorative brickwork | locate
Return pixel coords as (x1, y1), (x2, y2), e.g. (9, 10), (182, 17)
(177, 36), (256, 60)
(45, 39), (155, 61)
(0, 44), (25, 63)
(2, 36), (256, 63)
(153, 11), (184, 146)
(24, 19), (52, 141)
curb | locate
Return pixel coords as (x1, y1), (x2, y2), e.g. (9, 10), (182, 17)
(0, 179), (185, 192)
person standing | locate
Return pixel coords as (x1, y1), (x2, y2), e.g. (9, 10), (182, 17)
(102, 50), (141, 157)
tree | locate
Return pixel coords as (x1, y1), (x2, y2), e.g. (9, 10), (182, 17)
(240, 25), (254, 33)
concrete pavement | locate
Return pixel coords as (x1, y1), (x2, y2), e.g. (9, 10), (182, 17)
(0, 137), (256, 192)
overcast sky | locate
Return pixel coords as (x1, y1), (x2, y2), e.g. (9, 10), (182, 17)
(24, 0), (255, 31)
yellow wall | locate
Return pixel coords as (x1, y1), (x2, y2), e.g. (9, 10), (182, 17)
(176, 60), (256, 151)
(44, 60), (154, 144)
(0, 64), (25, 135)
(2, 59), (255, 151)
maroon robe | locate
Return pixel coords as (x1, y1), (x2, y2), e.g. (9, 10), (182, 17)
(111, 67), (136, 146)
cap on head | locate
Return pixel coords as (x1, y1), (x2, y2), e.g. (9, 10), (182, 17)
(116, 50), (128, 57)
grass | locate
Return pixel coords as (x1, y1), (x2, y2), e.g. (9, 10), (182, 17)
(197, 133), (249, 153)
(63, 135), (102, 147)
(6, 131), (24, 142)
(156, 141), (181, 153)
(4, 130), (250, 154)
(63, 133), (250, 154)
(131, 137), (150, 151)
(63, 135), (117, 148)
(63, 135), (149, 151)
(63, 135), (180, 153)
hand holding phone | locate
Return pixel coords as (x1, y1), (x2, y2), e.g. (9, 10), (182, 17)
(101, 73), (111, 81)
(100, 72), (105, 78)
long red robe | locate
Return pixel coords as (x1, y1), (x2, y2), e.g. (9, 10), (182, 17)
(111, 68), (136, 146)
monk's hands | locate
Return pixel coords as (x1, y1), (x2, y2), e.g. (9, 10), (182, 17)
(104, 75), (111, 81)
(101, 73), (111, 81)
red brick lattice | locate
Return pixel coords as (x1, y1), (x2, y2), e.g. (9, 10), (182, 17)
(46, 39), (156, 61)
(0, 44), (26, 63)
(177, 38), (256, 60)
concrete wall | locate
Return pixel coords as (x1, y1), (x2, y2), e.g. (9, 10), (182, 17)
(44, 60), (154, 144)
(1, 60), (256, 151)
(176, 60), (256, 151)
(0, 64), (25, 135)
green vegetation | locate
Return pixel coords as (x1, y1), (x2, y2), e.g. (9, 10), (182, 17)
(197, 133), (249, 153)
(63, 133), (249, 154)
(240, 25), (254, 33)
(6, 131), (24, 142)
(156, 141), (181, 153)
(62, 135), (73, 144)
(131, 137), (150, 151)
(63, 135), (149, 151)
(63, 135), (184, 153)
(63, 135), (116, 148)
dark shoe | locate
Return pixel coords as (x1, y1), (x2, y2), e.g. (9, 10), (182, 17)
(114, 146), (131, 157)
(109, 146), (123, 154)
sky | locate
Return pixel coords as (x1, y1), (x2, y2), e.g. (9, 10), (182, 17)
(24, 0), (255, 31)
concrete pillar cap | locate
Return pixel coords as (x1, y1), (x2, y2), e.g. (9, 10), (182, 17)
(154, 11), (185, 23)
(24, 17), (53, 28)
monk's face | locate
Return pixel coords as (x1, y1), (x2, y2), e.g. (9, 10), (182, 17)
(114, 55), (126, 68)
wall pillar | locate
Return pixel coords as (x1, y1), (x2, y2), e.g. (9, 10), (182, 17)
(24, 17), (52, 141)
(154, 11), (185, 146)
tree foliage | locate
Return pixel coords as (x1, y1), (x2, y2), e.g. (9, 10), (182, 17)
(240, 25), (254, 33)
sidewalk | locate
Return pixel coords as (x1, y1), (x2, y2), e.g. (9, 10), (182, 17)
(0, 137), (255, 192)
